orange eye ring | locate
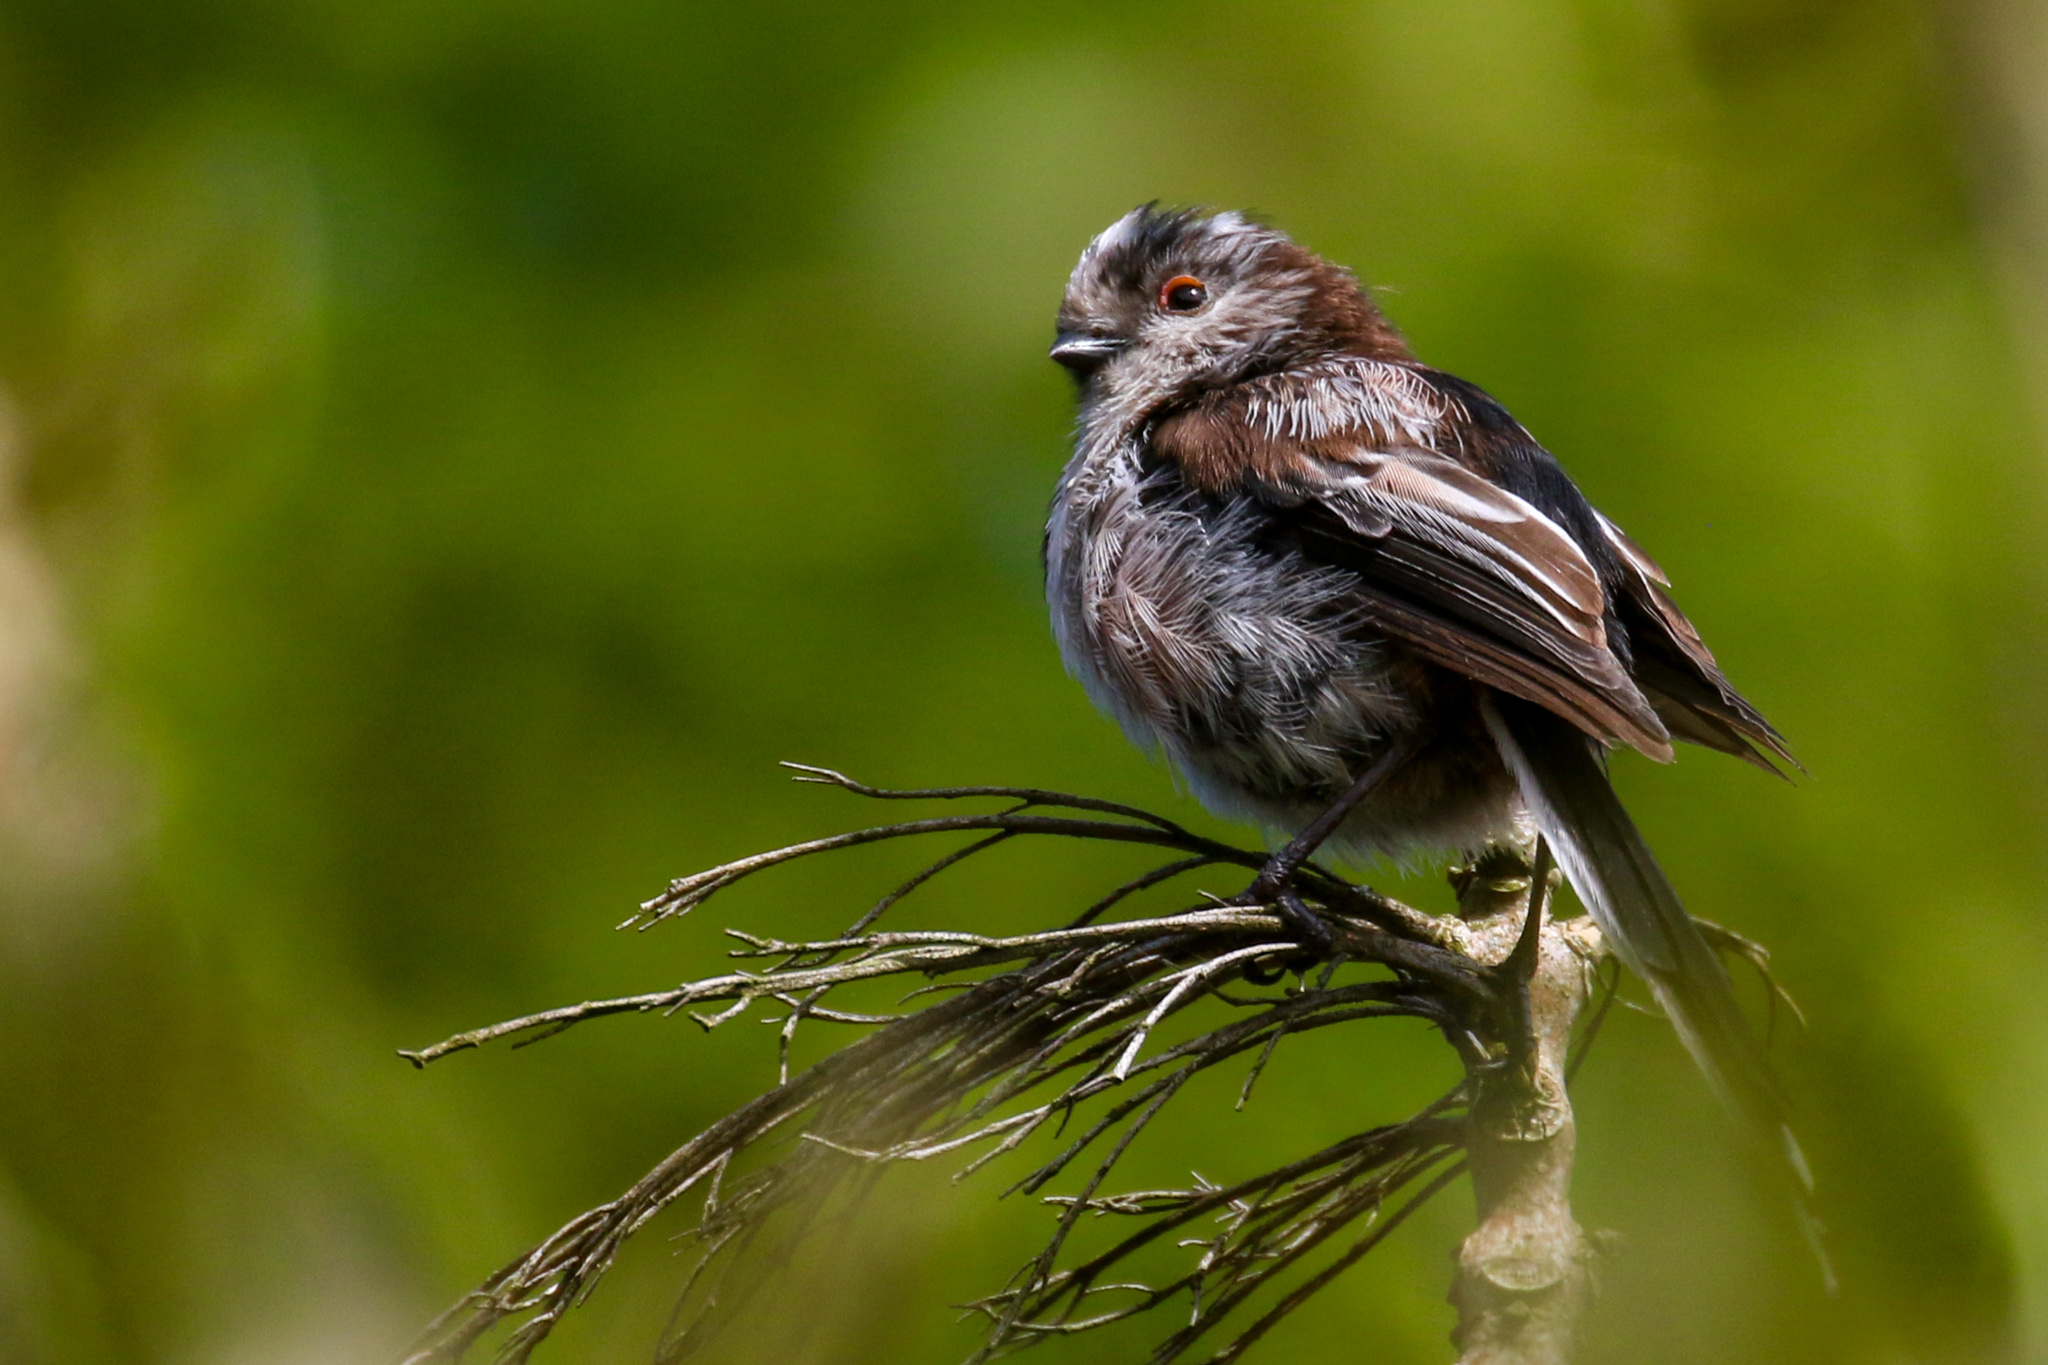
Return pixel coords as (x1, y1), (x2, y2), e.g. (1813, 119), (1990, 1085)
(1159, 275), (1208, 312)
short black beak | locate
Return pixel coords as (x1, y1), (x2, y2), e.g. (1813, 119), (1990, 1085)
(1050, 332), (1126, 376)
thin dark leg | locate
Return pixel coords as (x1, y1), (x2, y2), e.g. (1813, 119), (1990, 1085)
(1250, 730), (1429, 899)
(1245, 730), (1429, 952)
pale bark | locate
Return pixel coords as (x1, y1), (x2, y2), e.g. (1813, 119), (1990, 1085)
(1448, 844), (1604, 1365)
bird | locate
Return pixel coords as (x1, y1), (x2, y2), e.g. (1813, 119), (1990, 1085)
(1043, 203), (1803, 1177)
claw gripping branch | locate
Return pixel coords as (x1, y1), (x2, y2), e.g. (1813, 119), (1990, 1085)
(394, 768), (1681, 1365)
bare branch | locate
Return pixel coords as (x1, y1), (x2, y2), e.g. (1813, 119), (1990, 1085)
(400, 775), (1633, 1365)
(1451, 841), (1604, 1365)
(781, 762), (1200, 834)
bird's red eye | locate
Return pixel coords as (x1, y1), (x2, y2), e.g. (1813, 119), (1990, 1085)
(1159, 275), (1208, 312)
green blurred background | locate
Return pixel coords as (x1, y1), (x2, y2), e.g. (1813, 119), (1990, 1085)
(1, 1), (2044, 1361)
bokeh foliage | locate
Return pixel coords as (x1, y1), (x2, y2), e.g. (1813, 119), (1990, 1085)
(0, 0), (2040, 1361)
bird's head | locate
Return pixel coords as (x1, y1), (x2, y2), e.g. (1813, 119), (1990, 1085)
(1051, 206), (1410, 414)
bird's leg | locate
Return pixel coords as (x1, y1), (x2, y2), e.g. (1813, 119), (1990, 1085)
(1251, 730), (1428, 897)
(1245, 730), (1429, 951)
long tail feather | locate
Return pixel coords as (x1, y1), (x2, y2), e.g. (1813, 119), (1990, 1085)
(1483, 692), (1832, 1283)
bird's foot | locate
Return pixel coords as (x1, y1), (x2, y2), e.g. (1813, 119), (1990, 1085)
(1274, 890), (1337, 957)
(1239, 868), (1337, 959)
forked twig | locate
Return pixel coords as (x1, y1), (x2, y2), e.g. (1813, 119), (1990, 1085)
(400, 767), (1623, 1365)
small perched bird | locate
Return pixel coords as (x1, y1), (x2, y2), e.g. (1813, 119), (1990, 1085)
(1045, 205), (1799, 1161)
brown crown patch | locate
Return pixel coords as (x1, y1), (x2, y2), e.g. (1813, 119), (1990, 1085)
(1264, 243), (1414, 362)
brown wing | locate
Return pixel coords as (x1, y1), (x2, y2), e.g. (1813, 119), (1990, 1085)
(1291, 449), (1675, 759)
(1596, 515), (1796, 772)
(1157, 401), (1675, 759)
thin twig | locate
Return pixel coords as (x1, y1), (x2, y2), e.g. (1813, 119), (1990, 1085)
(781, 762), (1197, 834)
(401, 777), (1622, 1365)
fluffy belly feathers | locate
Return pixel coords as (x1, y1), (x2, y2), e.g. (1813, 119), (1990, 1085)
(1047, 457), (1511, 859)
